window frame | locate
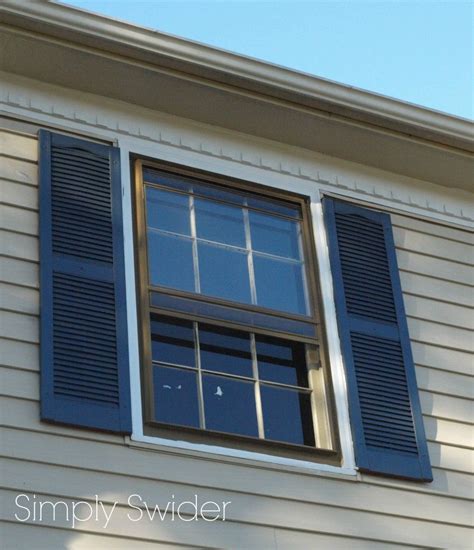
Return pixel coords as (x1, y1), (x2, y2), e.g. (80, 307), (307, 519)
(132, 157), (341, 464)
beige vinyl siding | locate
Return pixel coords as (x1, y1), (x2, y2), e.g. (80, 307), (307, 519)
(0, 128), (473, 549)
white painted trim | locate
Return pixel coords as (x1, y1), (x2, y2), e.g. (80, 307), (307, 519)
(120, 144), (145, 443)
(118, 136), (357, 476)
(309, 197), (356, 471)
(129, 432), (357, 476)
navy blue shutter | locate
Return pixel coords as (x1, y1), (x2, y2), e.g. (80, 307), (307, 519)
(39, 130), (132, 433)
(324, 198), (432, 481)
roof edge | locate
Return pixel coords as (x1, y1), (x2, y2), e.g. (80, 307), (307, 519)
(0, 0), (472, 151)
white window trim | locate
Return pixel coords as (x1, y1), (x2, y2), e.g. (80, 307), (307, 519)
(120, 138), (357, 476)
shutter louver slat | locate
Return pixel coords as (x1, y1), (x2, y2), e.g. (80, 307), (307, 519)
(40, 131), (131, 433)
(51, 177), (112, 197)
(324, 198), (432, 481)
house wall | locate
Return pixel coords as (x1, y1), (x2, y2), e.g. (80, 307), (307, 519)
(0, 73), (473, 549)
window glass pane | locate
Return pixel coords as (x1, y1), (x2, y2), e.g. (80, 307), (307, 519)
(198, 243), (251, 304)
(261, 385), (315, 446)
(250, 211), (301, 259)
(153, 365), (200, 428)
(256, 335), (308, 387)
(195, 198), (246, 247)
(203, 374), (258, 437)
(151, 315), (195, 367)
(199, 324), (253, 377)
(146, 187), (190, 235)
(254, 256), (307, 315)
(148, 231), (195, 292)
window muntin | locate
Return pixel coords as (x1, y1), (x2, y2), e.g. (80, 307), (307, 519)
(136, 162), (337, 456)
(144, 170), (310, 316)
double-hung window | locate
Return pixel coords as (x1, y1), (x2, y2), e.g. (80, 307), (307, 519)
(39, 131), (433, 481)
(133, 161), (337, 460)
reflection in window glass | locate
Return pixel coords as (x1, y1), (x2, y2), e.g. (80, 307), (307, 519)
(195, 198), (246, 247)
(148, 232), (195, 292)
(142, 169), (326, 451)
(146, 187), (190, 236)
(144, 167), (302, 218)
(256, 335), (308, 387)
(151, 315), (195, 367)
(199, 324), (253, 377)
(261, 385), (314, 446)
(254, 256), (307, 315)
(249, 211), (301, 259)
(144, 169), (191, 194)
(198, 243), (251, 304)
(203, 374), (259, 437)
(145, 177), (311, 317)
(247, 195), (301, 218)
(149, 319), (319, 447)
(153, 365), (200, 428)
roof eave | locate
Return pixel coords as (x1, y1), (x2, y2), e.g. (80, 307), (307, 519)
(0, 1), (472, 194)
(0, 0), (471, 152)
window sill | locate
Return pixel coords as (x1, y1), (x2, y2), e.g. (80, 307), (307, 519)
(125, 432), (358, 479)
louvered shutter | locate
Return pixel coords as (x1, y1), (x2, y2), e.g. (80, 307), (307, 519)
(39, 130), (131, 433)
(324, 198), (432, 481)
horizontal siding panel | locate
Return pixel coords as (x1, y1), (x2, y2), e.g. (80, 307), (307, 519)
(362, 468), (473, 501)
(0, 339), (38, 371)
(393, 226), (473, 266)
(273, 529), (422, 550)
(0, 523), (198, 550)
(416, 365), (473, 400)
(0, 156), (37, 185)
(0, 488), (277, 550)
(420, 390), (473, 424)
(0, 130), (37, 162)
(407, 317), (473, 353)
(0, 310), (38, 343)
(0, 366), (39, 400)
(0, 464), (472, 547)
(412, 341), (473, 376)
(0, 257), (38, 288)
(2, 492), (427, 550)
(0, 204), (38, 236)
(0, 283), (39, 315)
(404, 294), (473, 330)
(400, 271), (472, 306)
(397, 249), (473, 286)
(0, 179), (38, 210)
(427, 442), (473, 474)
(424, 416), (474, 448)
(391, 214), (473, 245)
(0, 230), (38, 262)
(1, 411), (472, 517)
(1, 523), (205, 550)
